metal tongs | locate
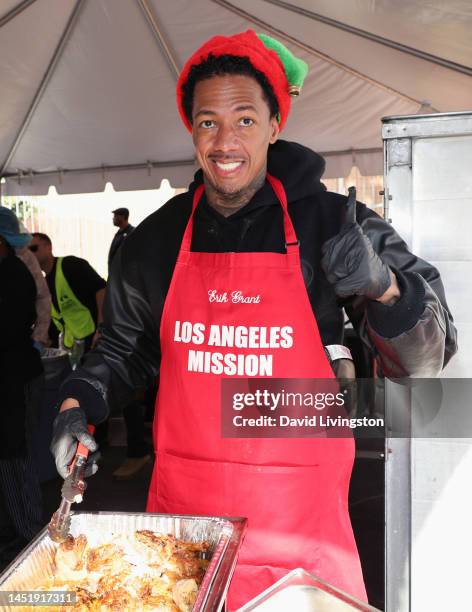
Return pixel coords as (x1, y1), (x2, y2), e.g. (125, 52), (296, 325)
(48, 425), (95, 543)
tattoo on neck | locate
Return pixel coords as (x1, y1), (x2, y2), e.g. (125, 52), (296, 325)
(205, 167), (266, 217)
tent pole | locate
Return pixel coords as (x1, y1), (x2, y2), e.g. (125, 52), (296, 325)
(212, 0), (424, 108)
(136, 0), (180, 80)
(2, 147), (384, 184)
(321, 147), (382, 158)
(3, 158), (196, 183)
(261, 0), (472, 78)
(0, 0), (87, 176)
(0, 0), (37, 29)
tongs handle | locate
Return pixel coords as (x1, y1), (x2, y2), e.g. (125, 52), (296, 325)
(76, 424), (95, 459)
(64, 424), (96, 499)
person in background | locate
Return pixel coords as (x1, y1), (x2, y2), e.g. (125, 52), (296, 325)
(29, 233), (106, 353)
(108, 207), (134, 274)
(107, 208), (150, 479)
(29, 232), (108, 447)
(0, 228), (43, 566)
(0, 208), (51, 353)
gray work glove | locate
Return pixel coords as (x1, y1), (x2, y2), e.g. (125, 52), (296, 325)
(321, 187), (392, 300)
(50, 407), (99, 479)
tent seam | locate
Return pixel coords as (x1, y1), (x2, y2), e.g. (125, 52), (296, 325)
(211, 0), (425, 109)
(261, 0), (472, 77)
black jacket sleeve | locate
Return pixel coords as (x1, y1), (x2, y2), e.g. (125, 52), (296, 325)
(344, 204), (458, 378)
(58, 246), (162, 423)
(57, 197), (190, 424)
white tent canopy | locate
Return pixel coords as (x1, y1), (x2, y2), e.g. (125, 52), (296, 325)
(1, 0), (471, 195)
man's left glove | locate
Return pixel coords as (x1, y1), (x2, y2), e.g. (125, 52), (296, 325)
(321, 187), (392, 300)
(50, 407), (99, 479)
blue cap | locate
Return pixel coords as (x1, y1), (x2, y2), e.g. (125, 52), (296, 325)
(0, 207), (32, 248)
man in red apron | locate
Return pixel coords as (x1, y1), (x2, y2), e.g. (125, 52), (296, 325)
(51, 30), (457, 610)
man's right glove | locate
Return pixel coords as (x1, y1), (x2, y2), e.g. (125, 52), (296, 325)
(50, 407), (99, 479)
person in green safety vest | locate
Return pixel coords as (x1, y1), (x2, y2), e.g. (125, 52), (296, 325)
(29, 233), (106, 353)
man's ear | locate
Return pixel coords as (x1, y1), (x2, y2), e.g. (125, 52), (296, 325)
(269, 115), (280, 144)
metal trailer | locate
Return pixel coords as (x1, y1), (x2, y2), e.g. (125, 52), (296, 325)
(383, 112), (472, 612)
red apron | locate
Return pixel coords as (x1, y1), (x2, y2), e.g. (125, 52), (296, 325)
(147, 175), (367, 609)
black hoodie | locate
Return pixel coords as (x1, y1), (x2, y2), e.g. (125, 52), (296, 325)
(60, 140), (457, 422)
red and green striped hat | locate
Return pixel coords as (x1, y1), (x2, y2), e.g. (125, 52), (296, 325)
(177, 29), (308, 132)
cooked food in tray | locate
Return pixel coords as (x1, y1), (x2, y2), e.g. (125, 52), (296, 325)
(27, 529), (210, 611)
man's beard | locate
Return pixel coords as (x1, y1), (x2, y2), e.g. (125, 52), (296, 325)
(211, 180), (244, 198)
(205, 164), (266, 204)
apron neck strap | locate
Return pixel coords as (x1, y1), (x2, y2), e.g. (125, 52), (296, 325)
(266, 173), (299, 250)
(180, 174), (299, 253)
(180, 184), (204, 252)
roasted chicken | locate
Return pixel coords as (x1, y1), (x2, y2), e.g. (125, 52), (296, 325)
(26, 530), (210, 612)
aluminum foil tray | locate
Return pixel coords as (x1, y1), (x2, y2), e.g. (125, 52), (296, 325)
(0, 511), (247, 612)
(237, 568), (380, 612)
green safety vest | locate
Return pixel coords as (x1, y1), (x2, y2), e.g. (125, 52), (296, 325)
(50, 257), (96, 349)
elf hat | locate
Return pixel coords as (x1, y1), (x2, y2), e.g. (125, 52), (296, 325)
(177, 29), (308, 132)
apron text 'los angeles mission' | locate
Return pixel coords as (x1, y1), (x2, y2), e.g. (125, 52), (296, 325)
(174, 320), (294, 376)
